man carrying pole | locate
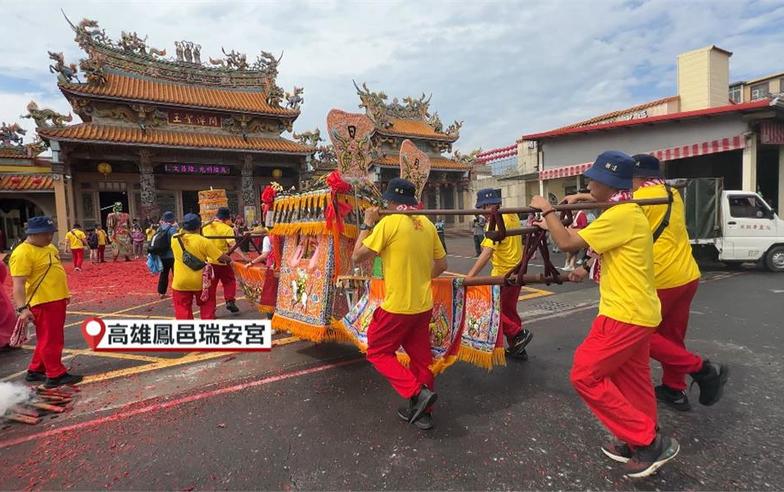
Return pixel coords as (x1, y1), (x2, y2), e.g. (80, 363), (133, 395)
(202, 207), (250, 313)
(466, 188), (532, 360)
(531, 151), (679, 478)
(352, 178), (447, 430)
(630, 155), (728, 410)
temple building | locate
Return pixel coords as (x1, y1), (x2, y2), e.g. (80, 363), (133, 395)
(0, 126), (56, 246)
(33, 17), (313, 237)
(352, 83), (475, 226)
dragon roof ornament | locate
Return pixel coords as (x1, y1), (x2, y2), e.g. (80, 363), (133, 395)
(353, 81), (461, 139)
(60, 12), (294, 94)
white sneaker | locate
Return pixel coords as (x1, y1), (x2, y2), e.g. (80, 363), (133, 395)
(561, 266), (574, 272)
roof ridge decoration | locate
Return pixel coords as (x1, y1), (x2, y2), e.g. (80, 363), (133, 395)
(0, 122), (47, 157)
(353, 81), (462, 139)
(60, 12), (294, 99)
(21, 101), (73, 129)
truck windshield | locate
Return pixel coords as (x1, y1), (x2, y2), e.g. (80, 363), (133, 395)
(728, 195), (771, 219)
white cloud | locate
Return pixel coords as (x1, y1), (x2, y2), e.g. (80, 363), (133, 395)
(1, 0), (782, 152)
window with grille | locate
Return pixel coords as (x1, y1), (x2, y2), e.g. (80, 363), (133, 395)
(750, 83), (769, 100)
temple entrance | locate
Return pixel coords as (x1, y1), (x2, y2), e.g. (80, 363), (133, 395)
(0, 198), (46, 249)
(99, 192), (129, 227)
(182, 190), (200, 215)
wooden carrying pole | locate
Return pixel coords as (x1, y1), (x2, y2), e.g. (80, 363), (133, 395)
(378, 196), (672, 216)
(461, 273), (572, 286)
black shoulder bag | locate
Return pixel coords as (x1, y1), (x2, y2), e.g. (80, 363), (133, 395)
(175, 234), (207, 271)
(652, 183), (673, 243)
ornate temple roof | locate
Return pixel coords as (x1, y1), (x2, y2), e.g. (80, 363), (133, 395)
(37, 123), (312, 154)
(60, 73), (298, 116)
(375, 154), (471, 171)
(49, 16), (303, 118)
(354, 82), (461, 142)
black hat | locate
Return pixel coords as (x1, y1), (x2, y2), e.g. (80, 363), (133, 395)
(382, 178), (418, 206)
(632, 154), (662, 178)
(216, 207), (231, 220)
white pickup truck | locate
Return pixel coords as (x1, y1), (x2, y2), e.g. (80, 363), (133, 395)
(683, 178), (784, 272)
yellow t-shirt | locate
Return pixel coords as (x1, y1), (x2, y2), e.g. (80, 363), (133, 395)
(171, 233), (225, 291)
(362, 214), (446, 314)
(9, 242), (70, 307)
(578, 203), (662, 328)
(202, 221), (236, 265)
(65, 229), (86, 250)
(145, 227), (156, 242)
(480, 213), (523, 276)
(96, 229), (107, 246)
(633, 184), (701, 289)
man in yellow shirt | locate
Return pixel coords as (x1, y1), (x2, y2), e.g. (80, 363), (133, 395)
(352, 178), (447, 430)
(171, 213), (231, 320)
(202, 207), (250, 313)
(631, 154), (728, 411)
(64, 223), (87, 272)
(466, 188), (532, 360)
(95, 225), (108, 263)
(10, 216), (82, 388)
(532, 151), (678, 478)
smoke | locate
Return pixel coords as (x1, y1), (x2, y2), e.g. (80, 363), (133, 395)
(0, 382), (32, 416)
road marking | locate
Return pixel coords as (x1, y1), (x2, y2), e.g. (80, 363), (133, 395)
(78, 336), (301, 385)
(67, 310), (176, 319)
(0, 357), (363, 450)
(518, 287), (554, 301)
(771, 289), (784, 294)
(0, 354), (77, 382)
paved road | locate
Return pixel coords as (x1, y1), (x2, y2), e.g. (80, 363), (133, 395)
(2, 244), (782, 489)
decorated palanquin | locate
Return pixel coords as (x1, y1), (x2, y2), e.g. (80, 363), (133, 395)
(265, 186), (371, 341)
(337, 278), (506, 374)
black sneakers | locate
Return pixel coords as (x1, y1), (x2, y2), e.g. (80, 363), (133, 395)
(655, 384), (691, 411)
(409, 387), (437, 425)
(44, 372), (83, 388)
(690, 360), (729, 406)
(397, 406), (433, 430)
(601, 441), (632, 463)
(506, 329), (533, 360)
(25, 370), (46, 382)
(226, 300), (240, 313)
(623, 433), (680, 478)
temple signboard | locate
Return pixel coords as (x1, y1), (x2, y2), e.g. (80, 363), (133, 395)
(164, 164), (231, 175)
(168, 110), (221, 127)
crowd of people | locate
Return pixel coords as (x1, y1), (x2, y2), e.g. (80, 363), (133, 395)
(354, 151), (727, 479)
(2, 153), (729, 479)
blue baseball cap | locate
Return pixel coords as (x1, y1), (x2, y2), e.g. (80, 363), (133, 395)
(382, 178), (418, 206)
(161, 211), (175, 223)
(182, 213), (201, 231)
(475, 188), (502, 208)
(25, 216), (57, 234)
(632, 154), (662, 178)
(584, 151), (635, 190)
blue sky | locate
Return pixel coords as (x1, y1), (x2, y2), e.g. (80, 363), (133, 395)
(1, 0), (783, 152)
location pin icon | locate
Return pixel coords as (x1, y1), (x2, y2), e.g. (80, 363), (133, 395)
(81, 317), (106, 350)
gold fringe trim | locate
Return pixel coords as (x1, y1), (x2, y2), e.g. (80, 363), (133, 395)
(271, 314), (329, 343)
(456, 345), (506, 371)
(257, 305), (275, 315)
(267, 222), (357, 239)
(328, 318), (460, 375)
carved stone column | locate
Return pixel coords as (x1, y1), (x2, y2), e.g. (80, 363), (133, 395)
(138, 150), (159, 220)
(241, 155), (257, 221)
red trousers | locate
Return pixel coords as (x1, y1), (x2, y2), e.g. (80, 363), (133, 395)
(650, 279), (703, 390)
(570, 315), (657, 447)
(72, 249), (84, 269)
(172, 289), (216, 320)
(500, 284), (523, 339)
(28, 299), (68, 378)
(210, 263), (236, 302)
(366, 307), (434, 400)
(97, 245), (106, 262)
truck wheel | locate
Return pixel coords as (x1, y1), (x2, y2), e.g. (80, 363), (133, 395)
(765, 245), (784, 272)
